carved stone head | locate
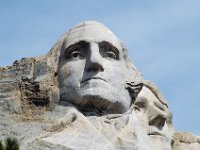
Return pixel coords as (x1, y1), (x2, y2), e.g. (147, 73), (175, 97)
(56, 21), (141, 115)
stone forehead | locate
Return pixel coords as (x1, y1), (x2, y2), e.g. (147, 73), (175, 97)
(70, 21), (109, 30)
(68, 21), (116, 36)
(64, 21), (121, 49)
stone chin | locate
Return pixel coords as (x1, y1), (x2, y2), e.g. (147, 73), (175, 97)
(75, 94), (129, 115)
(60, 84), (131, 115)
(88, 82), (131, 112)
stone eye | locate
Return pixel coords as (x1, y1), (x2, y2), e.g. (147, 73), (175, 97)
(134, 106), (140, 112)
(149, 115), (166, 130)
(68, 50), (83, 59)
(106, 51), (117, 59)
(99, 41), (119, 60)
(64, 41), (88, 60)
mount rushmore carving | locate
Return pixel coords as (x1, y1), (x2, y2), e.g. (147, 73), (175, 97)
(0, 21), (199, 150)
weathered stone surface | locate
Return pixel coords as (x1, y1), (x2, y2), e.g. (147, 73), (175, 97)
(173, 132), (200, 150)
(0, 21), (199, 150)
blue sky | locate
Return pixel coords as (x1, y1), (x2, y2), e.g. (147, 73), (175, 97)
(0, 0), (200, 135)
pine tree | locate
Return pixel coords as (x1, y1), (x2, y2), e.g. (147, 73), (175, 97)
(0, 138), (20, 150)
(5, 137), (19, 150)
(0, 140), (4, 150)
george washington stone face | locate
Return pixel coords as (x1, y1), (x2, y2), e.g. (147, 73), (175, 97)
(57, 21), (134, 115)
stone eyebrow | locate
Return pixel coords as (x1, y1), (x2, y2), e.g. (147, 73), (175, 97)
(64, 41), (89, 58)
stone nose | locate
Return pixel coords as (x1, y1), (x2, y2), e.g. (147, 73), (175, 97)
(85, 42), (104, 72)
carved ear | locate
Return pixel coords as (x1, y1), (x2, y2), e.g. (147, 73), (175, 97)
(126, 82), (143, 101)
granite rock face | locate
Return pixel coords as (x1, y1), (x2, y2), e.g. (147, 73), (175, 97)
(0, 21), (199, 150)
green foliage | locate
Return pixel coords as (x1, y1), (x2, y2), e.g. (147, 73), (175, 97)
(5, 137), (19, 150)
(0, 138), (20, 150)
(0, 140), (4, 150)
